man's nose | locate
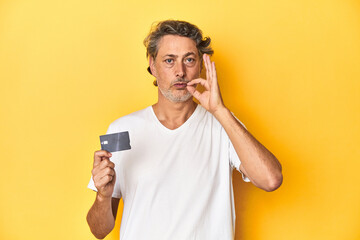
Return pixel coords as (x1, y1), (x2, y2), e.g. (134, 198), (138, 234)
(175, 62), (185, 78)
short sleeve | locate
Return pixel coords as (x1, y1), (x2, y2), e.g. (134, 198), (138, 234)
(228, 114), (251, 182)
(87, 123), (122, 199)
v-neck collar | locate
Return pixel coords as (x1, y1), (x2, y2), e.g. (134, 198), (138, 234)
(149, 104), (200, 134)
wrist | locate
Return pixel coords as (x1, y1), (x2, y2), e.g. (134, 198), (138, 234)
(96, 192), (112, 203)
(212, 105), (230, 120)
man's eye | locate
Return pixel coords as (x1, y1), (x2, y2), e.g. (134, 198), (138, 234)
(165, 59), (174, 64)
(185, 58), (196, 66)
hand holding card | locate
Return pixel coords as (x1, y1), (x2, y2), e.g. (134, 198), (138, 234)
(91, 150), (116, 199)
(91, 132), (130, 200)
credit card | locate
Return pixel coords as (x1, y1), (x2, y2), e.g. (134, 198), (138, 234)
(99, 131), (131, 152)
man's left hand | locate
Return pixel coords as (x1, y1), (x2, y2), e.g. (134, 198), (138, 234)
(186, 54), (225, 115)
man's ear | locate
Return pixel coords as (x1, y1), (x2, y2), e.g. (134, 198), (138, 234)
(149, 57), (157, 77)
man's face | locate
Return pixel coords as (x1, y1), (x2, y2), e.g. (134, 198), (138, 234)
(150, 35), (201, 103)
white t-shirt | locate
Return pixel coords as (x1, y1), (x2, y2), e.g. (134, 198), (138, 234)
(88, 104), (250, 240)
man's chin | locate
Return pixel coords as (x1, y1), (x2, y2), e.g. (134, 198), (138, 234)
(167, 92), (193, 103)
(159, 86), (193, 103)
(170, 94), (193, 103)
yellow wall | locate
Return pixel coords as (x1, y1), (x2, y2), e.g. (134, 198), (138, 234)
(1, 0), (359, 239)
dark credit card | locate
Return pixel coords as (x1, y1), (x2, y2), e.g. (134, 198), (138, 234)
(99, 131), (131, 152)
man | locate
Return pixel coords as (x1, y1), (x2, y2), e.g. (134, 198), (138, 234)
(87, 20), (282, 240)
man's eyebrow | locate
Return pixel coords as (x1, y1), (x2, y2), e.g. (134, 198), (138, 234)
(183, 52), (196, 57)
(162, 54), (177, 58)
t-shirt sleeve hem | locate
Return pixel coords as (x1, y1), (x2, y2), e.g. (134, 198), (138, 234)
(87, 180), (122, 199)
(111, 194), (122, 199)
(234, 161), (250, 183)
(238, 165), (251, 182)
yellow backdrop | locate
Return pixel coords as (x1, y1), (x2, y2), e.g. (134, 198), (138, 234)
(1, 0), (359, 239)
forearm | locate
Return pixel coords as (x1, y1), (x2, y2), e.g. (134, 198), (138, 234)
(86, 193), (115, 239)
(213, 107), (282, 191)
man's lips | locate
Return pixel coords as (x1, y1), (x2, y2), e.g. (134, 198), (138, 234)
(173, 82), (188, 88)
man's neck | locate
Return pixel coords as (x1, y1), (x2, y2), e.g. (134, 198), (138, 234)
(152, 96), (197, 130)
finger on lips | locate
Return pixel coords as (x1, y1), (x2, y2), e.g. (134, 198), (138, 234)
(190, 79), (210, 90)
(188, 78), (205, 85)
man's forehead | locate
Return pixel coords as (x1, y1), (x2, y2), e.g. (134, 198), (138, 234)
(157, 35), (198, 57)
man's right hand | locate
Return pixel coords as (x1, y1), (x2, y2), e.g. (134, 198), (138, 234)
(87, 150), (118, 239)
(92, 150), (116, 199)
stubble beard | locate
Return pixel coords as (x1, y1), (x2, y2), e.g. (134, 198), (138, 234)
(158, 78), (193, 103)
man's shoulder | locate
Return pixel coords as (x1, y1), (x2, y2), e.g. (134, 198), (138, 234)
(107, 106), (152, 132)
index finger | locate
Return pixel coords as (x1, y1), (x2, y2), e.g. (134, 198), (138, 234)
(94, 150), (112, 167)
(187, 78), (209, 90)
